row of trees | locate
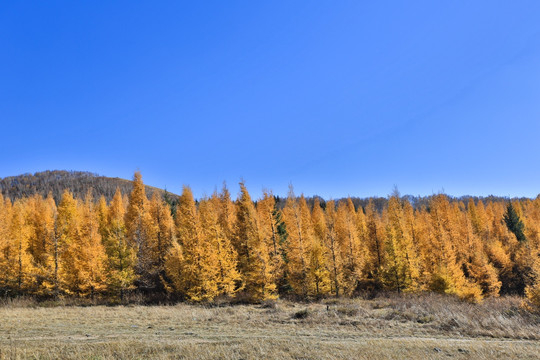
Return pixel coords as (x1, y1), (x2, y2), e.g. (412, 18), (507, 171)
(0, 172), (539, 304)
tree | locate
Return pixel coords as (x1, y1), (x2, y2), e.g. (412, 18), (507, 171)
(124, 171), (158, 291)
(257, 190), (285, 289)
(53, 190), (108, 296)
(25, 194), (57, 295)
(55, 190), (80, 295)
(233, 182), (276, 300)
(281, 189), (311, 297)
(282, 189), (329, 297)
(309, 197), (331, 296)
(504, 202), (526, 243)
(147, 192), (175, 290)
(468, 199), (489, 240)
(75, 190), (108, 296)
(525, 255), (540, 311)
(199, 194), (241, 296)
(217, 183), (236, 244)
(364, 201), (385, 290)
(96, 195), (109, 241)
(0, 194), (12, 294)
(428, 195), (483, 302)
(102, 188), (137, 299)
(382, 194), (421, 293)
(335, 198), (364, 295)
(461, 212), (501, 297)
(323, 200), (342, 296)
(1, 201), (33, 294)
(166, 186), (219, 301)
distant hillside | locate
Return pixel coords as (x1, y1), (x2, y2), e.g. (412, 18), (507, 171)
(0, 170), (525, 211)
(0, 170), (178, 203)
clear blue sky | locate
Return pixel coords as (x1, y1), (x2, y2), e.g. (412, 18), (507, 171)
(2, 1), (540, 199)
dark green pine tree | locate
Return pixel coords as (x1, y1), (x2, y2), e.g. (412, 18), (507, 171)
(503, 203), (526, 242)
(162, 189), (177, 218)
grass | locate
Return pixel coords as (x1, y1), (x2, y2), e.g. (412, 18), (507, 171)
(0, 293), (539, 359)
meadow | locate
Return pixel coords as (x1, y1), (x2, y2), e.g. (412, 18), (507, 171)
(1, 294), (539, 360)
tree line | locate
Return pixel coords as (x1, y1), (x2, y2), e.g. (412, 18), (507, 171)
(0, 172), (539, 306)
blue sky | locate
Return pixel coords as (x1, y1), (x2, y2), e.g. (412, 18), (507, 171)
(2, 1), (540, 199)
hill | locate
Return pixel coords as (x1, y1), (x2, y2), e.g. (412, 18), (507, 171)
(0, 170), (177, 203)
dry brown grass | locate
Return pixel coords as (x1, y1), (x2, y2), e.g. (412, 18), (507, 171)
(1, 294), (539, 359)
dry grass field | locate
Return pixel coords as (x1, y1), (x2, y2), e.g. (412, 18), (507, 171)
(1, 294), (539, 359)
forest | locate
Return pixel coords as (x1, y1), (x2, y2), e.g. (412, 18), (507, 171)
(0, 172), (539, 308)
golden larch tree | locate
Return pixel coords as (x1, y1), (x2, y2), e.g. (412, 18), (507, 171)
(256, 190), (285, 290)
(363, 201), (385, 290)
(217, 183), (237, 244)
(25, 194), (57, 295)
(335, 198), (364, 295)
(75, 190), (108, 296)
(147, 192), (175, 290)
(233, 182), (276, 300)
(322, 200), (343, 296)
(309, 197), (331, 296)
(383, 194), (421, 293)
(102, 188), (137, 299)
(166, 186), (219, 301)
(124, 172), (160, 290)
(96, 195), (109, 240)
(0, 194), (12, 292)
(199, 193), (241, 296)
(282, 189), (325, 297)
(525, 253), (540, 310)
(1, 200), (33, 294)
(55, 190), (80, 296)
(428, 195), (483, 302)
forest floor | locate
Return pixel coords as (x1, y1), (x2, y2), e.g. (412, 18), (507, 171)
(0, 294), (539, 359)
